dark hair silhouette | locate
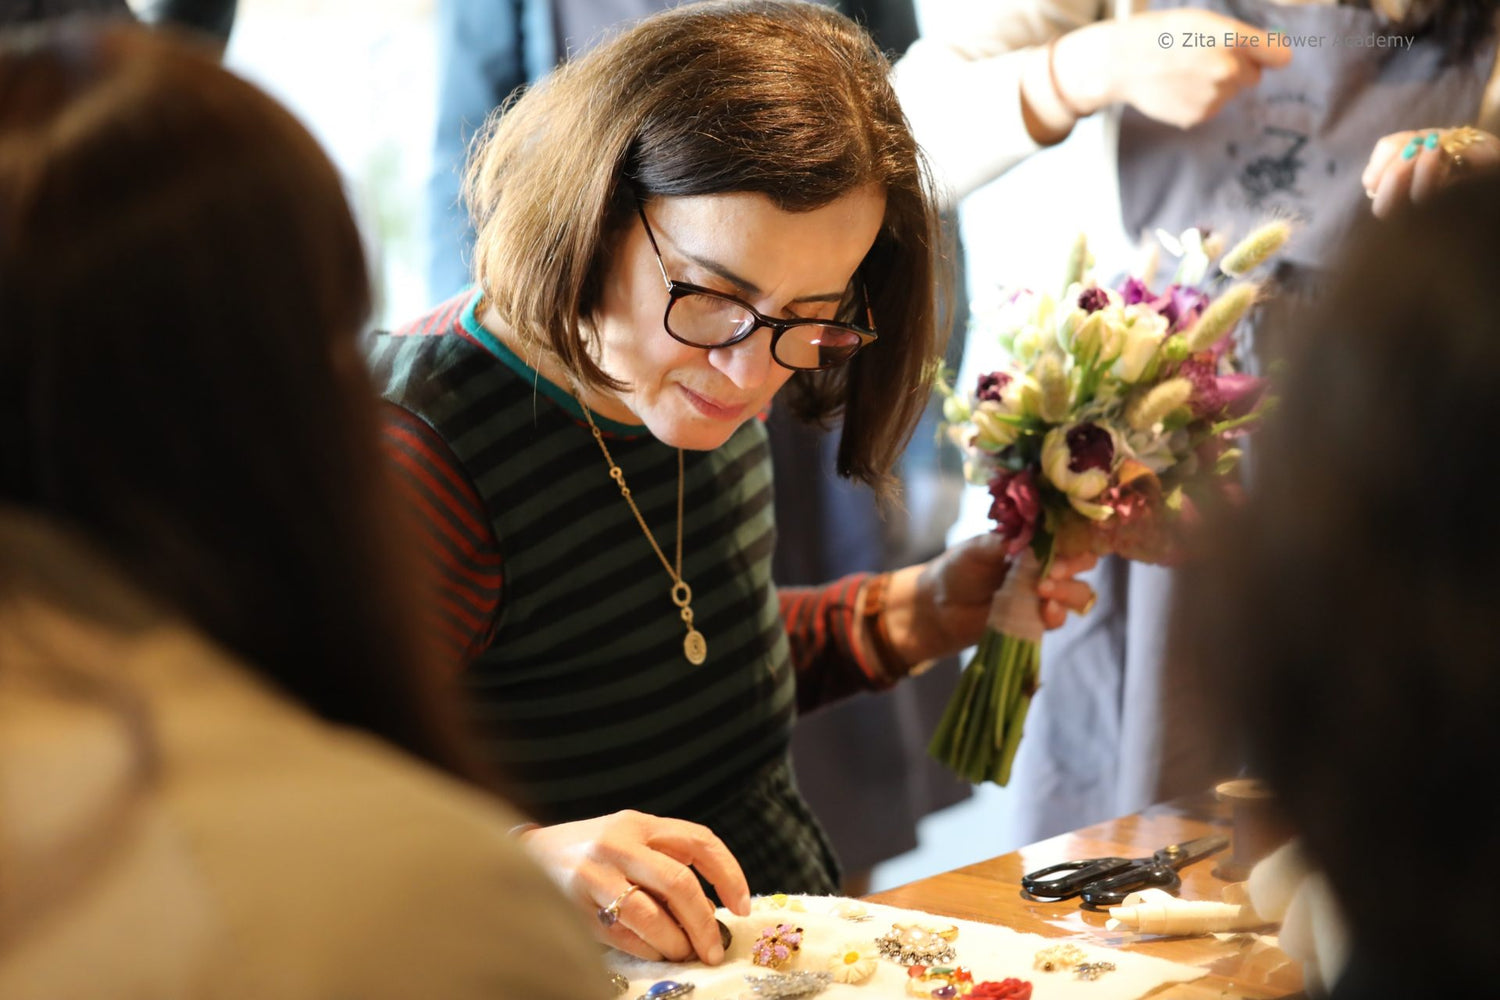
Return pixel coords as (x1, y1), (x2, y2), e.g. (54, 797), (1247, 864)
(0, 24), (476, 778)
(1173, 176), (1500, 977)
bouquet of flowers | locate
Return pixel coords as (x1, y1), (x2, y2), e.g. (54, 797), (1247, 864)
(928, 222), (1289, 785)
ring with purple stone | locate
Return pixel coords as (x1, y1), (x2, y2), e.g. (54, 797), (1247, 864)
(751, 923), (805, 970)
(597, 884), (641, 928)
(635, 980), (694, 1000)
(905, 964), (975, 998)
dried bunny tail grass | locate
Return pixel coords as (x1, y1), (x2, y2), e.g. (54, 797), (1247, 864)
(1127, 377), (1194, 431)
(1062, 232), (1091, 291)
(1182, 282), (1259, 353)
(1220, 220), (1292, 278)
(1035, 353), (1071, 422)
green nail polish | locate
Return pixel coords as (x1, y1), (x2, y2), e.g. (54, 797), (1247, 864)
(1402, 141), (1420, 160)
(1425, 132), (1440, 150)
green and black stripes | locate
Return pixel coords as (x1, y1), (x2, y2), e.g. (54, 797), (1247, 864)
(367, 306), (795, 825)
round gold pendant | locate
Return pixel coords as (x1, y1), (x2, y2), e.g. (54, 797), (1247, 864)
(683, 629), (707, 665)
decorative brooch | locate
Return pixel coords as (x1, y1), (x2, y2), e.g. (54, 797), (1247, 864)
(742, 971), (833, 998)
(876, 923), (958, 966)
(1074, 961), (1116, 981)
(636, 981), (694, 1000)
(828, 944), (878, 984)
(831, 900), (872, 922)
(1032, 943), (1087, 972)
(752, 893), (808, 913)
(752, 923), (804, 969)
(905, 964), (974, 998)
(969, 979), (1033, 1000)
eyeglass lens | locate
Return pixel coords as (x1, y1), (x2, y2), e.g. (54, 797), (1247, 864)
(666, 291), (865, 371)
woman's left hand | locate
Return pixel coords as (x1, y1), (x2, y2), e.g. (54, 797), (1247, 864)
(883, 533), (1098, 666)
(1362, 126), (1500, 218)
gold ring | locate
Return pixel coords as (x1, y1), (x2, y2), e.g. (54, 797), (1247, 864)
(1440, 126), (1487, 171)
(597, 884), (640, 928)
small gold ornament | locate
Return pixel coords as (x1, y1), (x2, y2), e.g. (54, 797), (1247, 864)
(1440, 125), (1490, 172)
(1032, 943), (1087, 972)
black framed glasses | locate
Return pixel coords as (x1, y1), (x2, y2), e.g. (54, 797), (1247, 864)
(635, 203), (877, 372)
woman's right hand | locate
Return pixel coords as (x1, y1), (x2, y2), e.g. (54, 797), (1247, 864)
(1050, 10), (1291, 129)
(519, 810), (751, 964)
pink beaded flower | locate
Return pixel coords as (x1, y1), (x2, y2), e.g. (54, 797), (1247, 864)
(751, 924), (804, 970)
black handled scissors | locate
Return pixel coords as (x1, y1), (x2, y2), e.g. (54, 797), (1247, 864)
(1020, 834), (1228, 908)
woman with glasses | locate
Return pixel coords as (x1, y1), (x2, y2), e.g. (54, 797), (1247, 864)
(369, 0), (1097, 966)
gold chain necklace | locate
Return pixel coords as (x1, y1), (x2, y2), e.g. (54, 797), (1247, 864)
(572, 388), (707, 666)
(473, 294), (706, 666)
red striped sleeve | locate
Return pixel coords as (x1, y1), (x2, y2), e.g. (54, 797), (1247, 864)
(385, 423), (493, 539)
(779, 572), (896, 713)
(395, 292), (468, 339)
(381, 402), (503, 674)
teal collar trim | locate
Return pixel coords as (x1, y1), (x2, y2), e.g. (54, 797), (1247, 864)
(460, 290), (648, 437)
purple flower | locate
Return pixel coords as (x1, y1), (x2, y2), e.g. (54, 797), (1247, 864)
(1077, 286), (1110, 313)
(1159, 284), (1209, 333)
(1119, 276), (1153, 306)
(1217, 372), (1268, 418)
(1178, 358), (1267, 420)
(976, 371), (1012, 402)
(986, 468), (1041, 556)
(1066, 423), (1114, 474)
(1119, 278), (1208, 333)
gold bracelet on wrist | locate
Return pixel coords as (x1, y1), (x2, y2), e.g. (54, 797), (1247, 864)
(861, 572), (910, 677)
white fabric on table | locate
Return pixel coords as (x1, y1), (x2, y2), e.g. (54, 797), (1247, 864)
(607, 894), (1205, 1000)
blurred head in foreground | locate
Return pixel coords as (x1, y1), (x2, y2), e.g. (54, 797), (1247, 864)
(0, 22), (466, 773)
(1174, 177), (1500, 989)
(0, 24), (608, 999)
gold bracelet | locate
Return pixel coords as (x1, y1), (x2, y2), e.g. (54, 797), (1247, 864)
(860, 572), (908, 677)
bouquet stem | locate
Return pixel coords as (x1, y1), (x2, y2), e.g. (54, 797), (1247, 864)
(928, 541), (1051, 785)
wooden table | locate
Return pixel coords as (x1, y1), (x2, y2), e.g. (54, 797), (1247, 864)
(866, 793), (1304, 999)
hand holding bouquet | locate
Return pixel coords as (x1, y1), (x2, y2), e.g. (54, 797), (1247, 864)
(928, 223), (1287, 785)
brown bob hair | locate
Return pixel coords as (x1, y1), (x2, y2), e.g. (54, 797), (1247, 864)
(0, 25), (477, 780)
(464, 0), (944, 491)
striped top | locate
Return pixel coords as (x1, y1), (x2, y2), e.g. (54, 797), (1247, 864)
(368, 291), (900, 834)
